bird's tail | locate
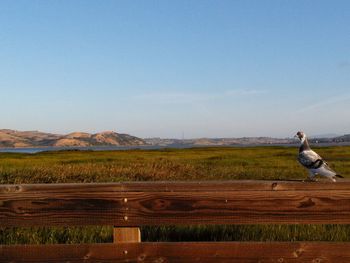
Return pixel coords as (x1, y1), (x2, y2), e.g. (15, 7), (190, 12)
(335, 174), (344, 178)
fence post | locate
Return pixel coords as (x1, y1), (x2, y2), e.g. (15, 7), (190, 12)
(113, 227), (141, 243)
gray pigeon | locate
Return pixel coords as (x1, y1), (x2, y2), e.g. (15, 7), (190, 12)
(295, 131), (343, 182)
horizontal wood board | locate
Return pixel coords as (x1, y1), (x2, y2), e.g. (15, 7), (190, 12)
(1, 181), (350, 226)
(2, 242), (350, 262)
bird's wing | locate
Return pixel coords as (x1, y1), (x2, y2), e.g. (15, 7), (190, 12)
(298, 150), (324, 169)
(320, 161), (336, 173)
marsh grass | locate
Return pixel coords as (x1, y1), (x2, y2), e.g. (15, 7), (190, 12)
(2, 225), (350, 245)
(1, 146), (350, 244)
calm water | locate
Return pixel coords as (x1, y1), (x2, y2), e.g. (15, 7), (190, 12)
(1, 142), (349, 154)
(0, 145), (165, 154)
(0, 145), (198, 153)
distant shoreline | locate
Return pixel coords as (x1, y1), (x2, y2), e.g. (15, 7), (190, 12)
(2, 142), (350, 154)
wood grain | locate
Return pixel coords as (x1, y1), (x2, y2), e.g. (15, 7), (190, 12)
(2, 242), (350, 262)
(2, 180), (350, 193)
(1, 181), (350, 227)
(114, 227), (141, 243)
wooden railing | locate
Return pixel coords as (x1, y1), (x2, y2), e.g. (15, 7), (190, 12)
(1, 180), (350, 262)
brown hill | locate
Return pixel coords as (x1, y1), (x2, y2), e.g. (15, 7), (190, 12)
(0, 129), (146, 148)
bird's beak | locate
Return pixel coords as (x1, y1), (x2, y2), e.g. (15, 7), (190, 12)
(294, 134), (298, 139)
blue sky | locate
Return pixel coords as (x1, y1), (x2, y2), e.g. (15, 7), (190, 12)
(1, 0), (349, 138)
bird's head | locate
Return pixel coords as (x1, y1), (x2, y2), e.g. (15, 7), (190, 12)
(295, 131), (307, 143)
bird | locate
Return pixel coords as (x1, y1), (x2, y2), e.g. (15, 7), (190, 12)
(295, 131), (343, 182)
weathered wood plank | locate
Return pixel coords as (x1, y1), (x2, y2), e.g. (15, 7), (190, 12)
(121, 190), (350, 225)
(1, 190), (350, 226)
(1, 242), (350, 262)
(2, 180), (350, 193)
(1, 182), (350, 226)
(113, 227), (141, 243)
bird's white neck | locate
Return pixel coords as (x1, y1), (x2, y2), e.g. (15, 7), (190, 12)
(299, 135), (311, 152)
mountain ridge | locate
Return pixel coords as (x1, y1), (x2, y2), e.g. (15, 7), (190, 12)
(144, 134), (350, 146)
(1, 129), (350, 148)
(0, 129), (146, 148)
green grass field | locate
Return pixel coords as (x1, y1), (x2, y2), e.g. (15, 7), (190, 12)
(1, 146), (350, 244)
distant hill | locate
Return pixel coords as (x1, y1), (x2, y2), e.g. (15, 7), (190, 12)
(333, 134), (350, 142)
(310, 133), (340, 139)
(2, 129), (349, 148)
(145, 134), (350, 146)
(0, 129), (146, 148)
(144, 137), (295, 146)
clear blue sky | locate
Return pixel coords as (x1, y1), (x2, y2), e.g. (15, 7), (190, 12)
(1, 0), (349, 138)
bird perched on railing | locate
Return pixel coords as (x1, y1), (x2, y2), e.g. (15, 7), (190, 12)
(295, 131), (343, 182)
